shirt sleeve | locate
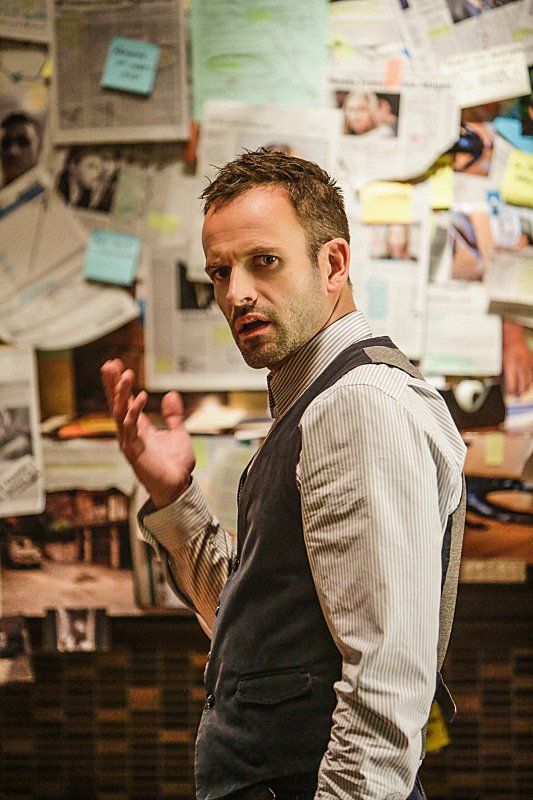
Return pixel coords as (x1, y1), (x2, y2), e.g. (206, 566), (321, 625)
(298, 383), (447, 800)
(138, 476), (232, 635)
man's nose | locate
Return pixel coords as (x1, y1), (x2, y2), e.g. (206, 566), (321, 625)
(226, 268), (257, 307)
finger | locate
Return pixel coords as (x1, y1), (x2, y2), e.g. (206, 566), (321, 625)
(114, 369), (135, 427)
(101, 359), (125, 411)
(122, 391), (148, 448)
(161, 391), (185, 431)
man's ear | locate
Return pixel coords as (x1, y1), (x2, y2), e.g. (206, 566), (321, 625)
(323, 239), (350, 293)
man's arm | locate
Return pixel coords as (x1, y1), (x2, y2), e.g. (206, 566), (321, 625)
(298, 382), (462, 800)
(139, 479), (232, 634)
(101, 358), (232, 633)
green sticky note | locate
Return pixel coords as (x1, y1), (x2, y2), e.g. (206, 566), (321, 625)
(101, 37), (160, 95)
(84, 230), (141, 286)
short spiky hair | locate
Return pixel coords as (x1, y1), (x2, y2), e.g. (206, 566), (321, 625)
(200, 149), (350, 264)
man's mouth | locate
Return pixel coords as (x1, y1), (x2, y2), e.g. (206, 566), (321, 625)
(235, 315), (271, 338)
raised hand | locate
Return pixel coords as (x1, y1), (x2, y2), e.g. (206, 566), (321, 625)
(101, 359), (195, 509)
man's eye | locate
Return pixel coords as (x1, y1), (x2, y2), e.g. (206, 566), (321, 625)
(257, 255), (277, 266)
(210, 266), (230, 282)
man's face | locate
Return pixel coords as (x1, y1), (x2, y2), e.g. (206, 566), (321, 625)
(202, 186), (332, 371)
(1, 121), (40, 185)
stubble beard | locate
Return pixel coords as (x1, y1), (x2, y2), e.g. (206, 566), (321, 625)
(233, 287), (327, 370)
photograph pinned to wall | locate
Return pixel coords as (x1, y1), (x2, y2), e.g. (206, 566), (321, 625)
(449, 199), (533, 281)
(336, 89), (400, 139)
(368, 223), (420, 261)
(0, 39), (49, 193)
(56, 145), (121, 214)
(445, 0), (520, 26)
(0, 347), (43, 518)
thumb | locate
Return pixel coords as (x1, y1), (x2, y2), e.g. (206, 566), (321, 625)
(161, 391), (185, 430)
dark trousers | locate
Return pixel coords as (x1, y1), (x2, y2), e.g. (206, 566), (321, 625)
(222, 772), (427, 800)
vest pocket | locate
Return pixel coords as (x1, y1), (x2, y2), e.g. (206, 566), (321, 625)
(236, 670), (312, 705)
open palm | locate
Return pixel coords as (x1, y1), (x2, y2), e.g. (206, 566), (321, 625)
(101, 360), (195, 508)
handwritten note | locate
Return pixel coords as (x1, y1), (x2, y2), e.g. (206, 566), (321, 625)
(501, 149), (533, 208)
(84, 230), (141, 286)
(101, 37), (160, 95)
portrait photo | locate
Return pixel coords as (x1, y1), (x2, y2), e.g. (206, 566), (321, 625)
(336, 90), (400, 139)
(369, 224), (420, 261)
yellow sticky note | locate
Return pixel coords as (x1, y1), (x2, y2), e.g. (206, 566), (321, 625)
(360, 182), (414, 224)
(148, 213), (179, 233)
(425, 701), (450, 753)
(429, 164), (453, 210)
(501, 149), (533, 209)
(485, 432), (505, 467)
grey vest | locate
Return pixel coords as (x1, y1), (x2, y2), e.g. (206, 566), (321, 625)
(195, 336), (465, 800)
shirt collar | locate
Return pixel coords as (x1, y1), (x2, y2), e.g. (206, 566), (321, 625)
(268, 311), (373, 420)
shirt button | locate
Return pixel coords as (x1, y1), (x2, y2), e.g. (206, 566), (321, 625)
(205, 694), (215, 709)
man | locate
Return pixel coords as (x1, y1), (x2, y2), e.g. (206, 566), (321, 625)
(0, 112), (41, 186)
(102, 150), (466, 800)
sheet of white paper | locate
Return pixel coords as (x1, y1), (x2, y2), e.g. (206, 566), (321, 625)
(329, 0), (400, 50)
(145, 247), (268, 391)
(421, 281), (502, 376)
(190, 0), (328, 118)
(351, 188), (431, 359)
(43, 438), (136, 495)
(396, 0), (533, 68)
(0, 174), (138, 349)
(441, 44), (531, 108)
(49, 0), (189, 143)
(198, 100), (343, 179)
(330, 67), (459, 186)
(0, 346), (44, 517)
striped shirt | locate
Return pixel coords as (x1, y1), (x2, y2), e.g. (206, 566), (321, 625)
(140, 310), (466, 800)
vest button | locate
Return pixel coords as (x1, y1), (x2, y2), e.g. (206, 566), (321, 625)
(215, 604), (220, 616)
(205, 694), (215, 709)
(232, 555), (240, 572)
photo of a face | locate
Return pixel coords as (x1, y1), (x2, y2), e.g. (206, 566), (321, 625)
(337, 91), (400, 139)
(57, 146), (120, 213)
(369, 224), (419, 261)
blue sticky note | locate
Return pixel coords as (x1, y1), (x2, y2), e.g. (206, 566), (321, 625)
(101, 37), (160, 95)
(493, 117), (533, 155)
(84, 230), (141, 286)
(366, 278), (388, 321)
